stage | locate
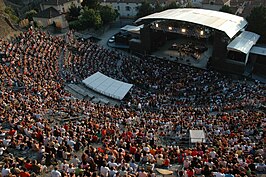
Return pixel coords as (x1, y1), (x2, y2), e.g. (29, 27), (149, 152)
(152, 38), (213, 69)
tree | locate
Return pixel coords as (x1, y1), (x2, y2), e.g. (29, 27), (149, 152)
(67, 4), (81, 21)
(4, 6), (19, 23)
(69, 20), (83, 30)
(25, 9), (37, 21)
(81, 0), (100, 9)
(154, 0), (163, 12)
(185, 0), (193, 8)
(79, 7), (102, 29)
(164, 2), (180, 10)
(99, 5), (119, 25)
(247, 6), (266, 43)
(136, 1), (154, 18)
(219, 5), (233, 14)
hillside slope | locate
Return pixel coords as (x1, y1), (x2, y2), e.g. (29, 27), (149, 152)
(0, 0), (18, 39)
(0, 0), (4, 10)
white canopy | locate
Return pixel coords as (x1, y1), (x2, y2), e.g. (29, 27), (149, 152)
(189, 130), (206, 143)
(227, 31), (260, 54)
(135, 8), (247, 38)
(250, 46), (266, 56)
(121, 25), (144, 34)
(82, 72), (133, 100)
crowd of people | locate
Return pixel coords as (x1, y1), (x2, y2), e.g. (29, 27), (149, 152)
(0, 28), (264, 177)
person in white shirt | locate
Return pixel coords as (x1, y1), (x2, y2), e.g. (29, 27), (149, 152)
(3, 138), (11, 147)
(129, 159), (138, 172)
(67, 138), (76, 147)
(183, 158), (191, 169)
(138, 103), (142, 110)
(67, 164), (76, 174)
(36, 121), (44, 129)
(100, 164), (110, 177)
(51, 167), (62, 177)
(69, 155), (80, 167)
(213, 171), (225, 177)
(108, 159), (120, 168)
(109, 167), (118, 177)
(119, 166), (128, 177)
(60, 160), (70, 172)
(209, 149), (217, 159)
(1, 164), (11, 177)
(0, 146), (6, 156)
(156, 155), (164, 167)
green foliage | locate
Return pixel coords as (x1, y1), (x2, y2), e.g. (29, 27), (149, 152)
(25, 9), (37, 21)
(4, 6), (15, 14)
(79, 7), (102, 29)
(247, 6), (266, 43)
(186, 1), (193, 7)
(164, 2), (180, 10)
(154, 1), (163, 12)
(219, 5), (233, 14)
(99, 5), (119, 25)
(4, 6), (19, 23)
(67, 4), (81, 21)
(69, 20), (83, 30)
(136, 1), (180, 18)
(81, 0), (100, 9)
(136, 0), (154, 18)
(70, 1), (118, 30)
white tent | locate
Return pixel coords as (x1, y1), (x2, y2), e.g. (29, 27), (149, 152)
(227, 31), (260, 54)
(82, 72), (133, 100)
(189, 130), (206, 144)
(121, 25), (144, 34)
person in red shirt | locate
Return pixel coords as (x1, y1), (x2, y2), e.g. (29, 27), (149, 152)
(101, 129), (107, 138)
(129, 144), (137, 154)
(186, 167), (194, 177)
(163, 156), (170, 169)
(92, 135), (98, 142)
(24, 159), (32, 170)
(19, 168), (31, 177)
(8, 128), (16, 136)
(64, 124), (69, 131)
(191, 148), (198, 157)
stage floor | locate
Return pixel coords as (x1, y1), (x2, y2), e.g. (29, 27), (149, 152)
(152, 38), (213, 69)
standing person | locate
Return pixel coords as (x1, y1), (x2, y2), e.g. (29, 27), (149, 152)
(1, 164), (11, 177)
(100, 163), (110, 177)
(51, 167), (61, 177)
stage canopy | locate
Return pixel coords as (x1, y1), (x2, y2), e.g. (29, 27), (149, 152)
(121, 25), (144, 34)
(82, 72), (133, 100)
(250, 46), (266, 56)
(227, 31), (260, 54)
(135, 8), (247, 38)
(189, 130), (206, 143)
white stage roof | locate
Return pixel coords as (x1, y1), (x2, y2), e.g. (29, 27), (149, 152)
(250, 46), (266, 56)
(82, 72), (133, 100)
(135, 8), (247, 38)
(189, 130), (206, 143)
(227, 31), (260, 54)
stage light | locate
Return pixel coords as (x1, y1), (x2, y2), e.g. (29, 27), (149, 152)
(181, 28), (186, 33)
(200, 30), (204, 36)
(168, 26), (172, 30)
(155, 23), (159, 28)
